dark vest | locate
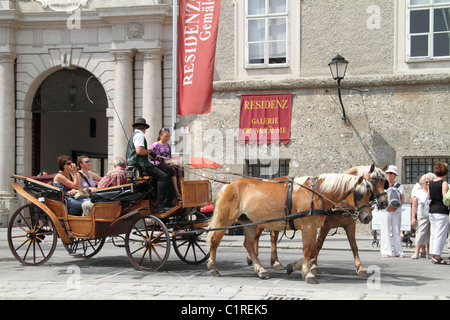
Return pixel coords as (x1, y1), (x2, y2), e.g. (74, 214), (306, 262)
(126, 131), (151, 168)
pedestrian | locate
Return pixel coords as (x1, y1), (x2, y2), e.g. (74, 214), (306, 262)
(380, 165), (405, 258)
(428, 162), (449, 265)
(410, 173), (435, 259)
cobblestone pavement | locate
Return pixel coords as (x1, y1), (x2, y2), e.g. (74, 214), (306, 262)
(1, 228), (449, 303)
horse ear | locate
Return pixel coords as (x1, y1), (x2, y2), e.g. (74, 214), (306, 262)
(357, 176), (364, 185)
(369, 163), (375, 174)
(380, 165), (388, 171)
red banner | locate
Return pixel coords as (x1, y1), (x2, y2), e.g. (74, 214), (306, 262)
(177, 0), (221, 115)
(239, 94), (292, 145)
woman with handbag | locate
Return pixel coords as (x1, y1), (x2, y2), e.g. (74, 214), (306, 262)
(410, 173), (435, 259)
(53, 155), (90, 215)
(77, 155), (102, 193)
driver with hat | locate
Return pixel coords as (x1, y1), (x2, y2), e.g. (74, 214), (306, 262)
(126, 118), (174, 212)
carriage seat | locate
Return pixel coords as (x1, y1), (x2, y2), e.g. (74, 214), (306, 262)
(23, 177), (63, 202)
(44, 197), (122, 239)
(90, 182), (152, 204)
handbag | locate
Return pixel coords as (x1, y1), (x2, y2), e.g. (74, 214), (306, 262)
(74, 189), (90, 200)
(443, 189), (450, 207)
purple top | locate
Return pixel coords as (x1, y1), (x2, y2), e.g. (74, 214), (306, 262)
(150, 142), (172, 165)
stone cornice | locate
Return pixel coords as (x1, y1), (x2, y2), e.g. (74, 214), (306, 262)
(96, 4), (171, 24)
(213, 73), (450, 93)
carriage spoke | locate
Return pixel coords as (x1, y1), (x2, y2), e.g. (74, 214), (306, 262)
(139, 248), (150, 267)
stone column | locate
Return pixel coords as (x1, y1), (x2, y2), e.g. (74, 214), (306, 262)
(0, 53), (16, 198)
(0, 53), (18, 225)
(141, 49), (163, 143)
(111, 50), (135, 159)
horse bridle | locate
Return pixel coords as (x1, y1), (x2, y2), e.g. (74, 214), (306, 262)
(368, 178), (388, 207)
(340, 178), (375, 220)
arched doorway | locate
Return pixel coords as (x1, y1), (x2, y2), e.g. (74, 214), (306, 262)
(32, 68), (108, 176)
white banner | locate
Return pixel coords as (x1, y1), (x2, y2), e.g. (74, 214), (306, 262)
(371, 204), (411, 231)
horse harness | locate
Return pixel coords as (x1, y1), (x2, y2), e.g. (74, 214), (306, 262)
(284, 177), (330, 233)
(283, 176), (374, 235)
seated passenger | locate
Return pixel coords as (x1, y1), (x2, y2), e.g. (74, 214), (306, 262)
(77, 155), (102, 192)
(150, 128), (184, 203)
(98, 156), (127, 188)
(53, 155), (89, 216)
(81, 157), (127, 216)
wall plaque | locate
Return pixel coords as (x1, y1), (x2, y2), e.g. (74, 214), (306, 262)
(33, 0), (88, 12)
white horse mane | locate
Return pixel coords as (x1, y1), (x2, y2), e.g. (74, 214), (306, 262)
(349, 166), (387, 181)
(317, 173), (369, 198)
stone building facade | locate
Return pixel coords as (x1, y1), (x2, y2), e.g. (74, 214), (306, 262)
(0, 0), (449, 227)
(0, 0), (175, 224)
(178, 0), (450, 197)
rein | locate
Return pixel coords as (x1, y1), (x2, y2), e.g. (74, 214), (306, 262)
(163, 157), (375, 224)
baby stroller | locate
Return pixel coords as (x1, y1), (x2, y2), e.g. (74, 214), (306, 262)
(402, 229), (414, 248)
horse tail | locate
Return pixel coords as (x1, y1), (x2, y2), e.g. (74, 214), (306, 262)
(207, 184), (229, 248)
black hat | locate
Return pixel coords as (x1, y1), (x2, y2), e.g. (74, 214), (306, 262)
(132, 118), (150, 129)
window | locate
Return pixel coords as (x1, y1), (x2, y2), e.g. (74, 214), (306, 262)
(408, 0), (450, 59)
(404, 156), (450, 183)
(246, 0), (289, 67)
(246, 159), (290, 180)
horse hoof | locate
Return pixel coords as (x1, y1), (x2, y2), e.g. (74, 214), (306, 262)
(286, 263), (294, 275)
(310, 266), (321, 275)
(358, 270), (368, 278)
(210, 270), (221, 277)
(272, 262), (285, 270)
(305, 275), (319, 284)
(258, 272), (270, 280)
(246, 256), (253, 266)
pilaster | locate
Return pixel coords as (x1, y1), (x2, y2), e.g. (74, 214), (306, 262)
(141, 49), (163, 143)
(111, 49), (136, 160)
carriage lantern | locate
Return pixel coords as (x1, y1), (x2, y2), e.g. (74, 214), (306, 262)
(328, 54), (349, 123)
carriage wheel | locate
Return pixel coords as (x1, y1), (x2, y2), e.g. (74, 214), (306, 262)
(125, 215), (171, 271)
(63, 238), (105, 258)
(8, 204), (58, 266)
(172, 228), (210, 265)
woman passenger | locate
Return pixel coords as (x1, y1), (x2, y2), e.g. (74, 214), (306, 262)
(53, 155), (89, 215)
(77, 155), (102, 192)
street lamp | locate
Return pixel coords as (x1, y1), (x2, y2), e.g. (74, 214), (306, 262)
(328, 54), (349, 123)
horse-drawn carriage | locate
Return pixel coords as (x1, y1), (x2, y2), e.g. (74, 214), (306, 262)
(8, 163), (387, 284)
(8, 172), (212, 271)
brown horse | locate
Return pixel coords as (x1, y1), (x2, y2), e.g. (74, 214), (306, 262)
(250, 164), (388, 277)
(207, 173), (374, 284)
(308, 164), (388, 277)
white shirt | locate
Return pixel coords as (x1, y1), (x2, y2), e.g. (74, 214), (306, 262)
(132, 129), (146, 148)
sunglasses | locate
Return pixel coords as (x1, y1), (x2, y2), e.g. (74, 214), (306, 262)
(82, 160), (91, 164)
(65, 162), (73, 166)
